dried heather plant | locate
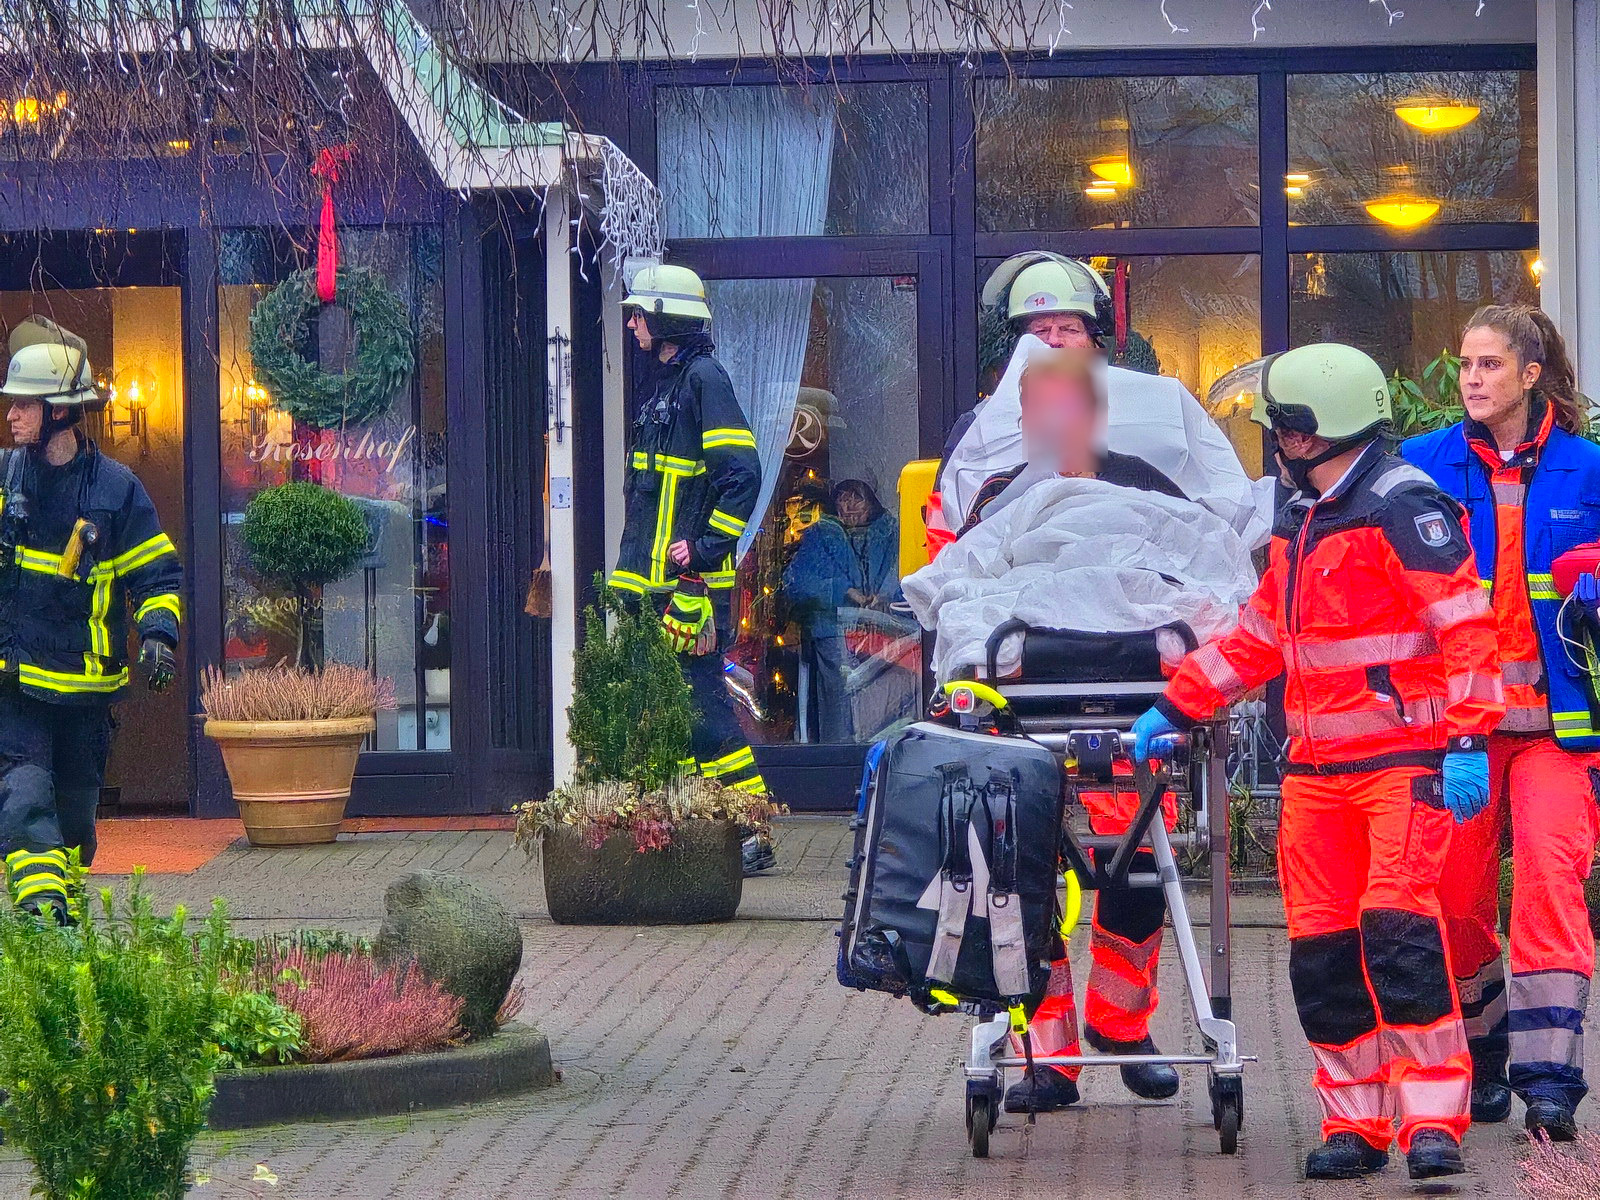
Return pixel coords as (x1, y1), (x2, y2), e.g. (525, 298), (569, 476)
(267, 948), (464, 1063)
(200, 663), (398, 723)
(1521, 1130), (1600, 1198)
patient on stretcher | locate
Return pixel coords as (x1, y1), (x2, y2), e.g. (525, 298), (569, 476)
(902, 347), (1258, 681)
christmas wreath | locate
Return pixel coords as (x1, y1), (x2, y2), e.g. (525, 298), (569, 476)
(248, 266), (414, 430)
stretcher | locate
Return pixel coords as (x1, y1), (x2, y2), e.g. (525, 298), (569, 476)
(937, 622), (1252, 1158)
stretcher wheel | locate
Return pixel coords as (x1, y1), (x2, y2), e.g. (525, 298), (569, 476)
(1208, 1074), (1243, 1155)
(965, 1090), (995, 1158)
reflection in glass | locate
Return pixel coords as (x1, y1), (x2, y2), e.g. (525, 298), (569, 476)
(974, 76), (1259, 231)
(659, 83), (929, 238)
(1287, 71), (1536, 225)
(706, 276), (921, 745)
(1289, 250), (1540, 384)
(217, 227), (449, 751)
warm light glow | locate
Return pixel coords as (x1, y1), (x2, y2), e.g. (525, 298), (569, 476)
(1394, 102), (1480, 132)
(12, 97), (39, 123)
(1088, 157), (1133, 187)
(1285, 173), (1311, 184)
(1530, 257), (1545, 280)
(1364, 197), (1442, 228)
(1284, 186), (1304, 197)
(1084, 183), (1119, 200)
(167, 139), (192, 152)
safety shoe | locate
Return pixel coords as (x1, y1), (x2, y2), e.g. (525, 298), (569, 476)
(1084, 1029), (1180, 1100)
(1003, 1067), (1080, 1114)
(1304, 1133), (1389, 1180)
(1406, 1129), (1466, 1180)
(1471, 1079), (1512, 1123)
(1526, 1099), (1579, 1142)
(741, 835), (776, 876)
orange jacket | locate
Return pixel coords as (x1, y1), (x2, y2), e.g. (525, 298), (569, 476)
(1158, 445), (1504, 773)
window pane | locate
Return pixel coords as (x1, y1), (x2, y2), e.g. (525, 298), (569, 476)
(975, 76), (1259, 231)
(708, 275), (922, 746)
(1289, 250), (1540, 383)
(978, 254), (1263, 475)
(218, 227), (450, 751)
(659, 83), (929, 237)
(1287, 71), (1536, 226)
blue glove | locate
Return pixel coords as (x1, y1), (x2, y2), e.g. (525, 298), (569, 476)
(1441, 749), (1491, 825)
(1131, 707), (1181, 764)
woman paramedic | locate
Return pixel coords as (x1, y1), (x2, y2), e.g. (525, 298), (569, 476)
(1402, 306), (1600, 1143)
(1133, 343), (1503, 1182)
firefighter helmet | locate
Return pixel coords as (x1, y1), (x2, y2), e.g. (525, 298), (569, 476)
(1235, 343), (1392, 442)
(1, 317), (99, 407)
(981, 252), (1113, 339)
(623, 263), (713, 325)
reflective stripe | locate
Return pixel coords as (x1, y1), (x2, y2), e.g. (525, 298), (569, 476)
(1528, 572), (1560, 602)
(1493, 481), (1526, 505)
(1296, 631), (1437, 670)
(650, 472), (681, 586)
(630, 450), (706, 477)
(1508, 969), (1588, 1072)
(106, 533), (177, 576)
(1369, 461), (1434, 497)
(1447, 671), (1504, 706)
(1480, 577), (1494, 592)
(703, 567), (737, 590)
(1553, 710), (1596, 735)
(1511, 969), (1590, 1014)
(729, 776), (769, 795)
(17, 663), (129, 694)
(1286, 700), (1438, 741)
(1511, 1026), (1585, 1067)
(1387, 1019), (1468, 1068)
(1191, 644), (1244, 698)
(135, 592), (181, 624)
(1423, 589), (1490, 631)
(702, 427), (757, 450)
(701, 746), (756, 779)
(1393, 1075), (1471, 1124)
(1311, 1033), (1386, 1084)
(1086, 967), (1155, 1018)
(1502, 658), (1544, 687)
(1310, 1034), (1390, 1125)
(1502, 705), (1553, 733)
(1237, 605), (1278, 647)
(707, 509), (747, 537)
(1458, 961), (1509, 1044)
(607, 569), (671, 595)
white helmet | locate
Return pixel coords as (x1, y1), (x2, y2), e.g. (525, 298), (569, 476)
(2, 316), (99, 407)
(1221, 343), (1392, 442)
(981, 252), (1113, 337)
(623, 263), (713, 325)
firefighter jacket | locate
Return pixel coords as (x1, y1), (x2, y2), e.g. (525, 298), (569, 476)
(1157, 443), (1504, 773)
(0, 441), (181, 705)
(1404, 401), (1600, 750)
(609, 339), (761, 595)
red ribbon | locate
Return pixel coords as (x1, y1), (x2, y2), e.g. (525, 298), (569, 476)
(1113, 259), (1130, 356)
(311, 145), (354, 303)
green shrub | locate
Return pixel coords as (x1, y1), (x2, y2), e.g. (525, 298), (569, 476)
(566, 579), (696, 792)
(0, 871), (232, 1200)
(213, 987), (304, 1070)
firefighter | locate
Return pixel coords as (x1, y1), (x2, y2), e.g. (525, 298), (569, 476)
(1402, 305), (1600, 1142)
(0, 317), (180, 921)
(1131, 343), (1503, 1181)
(609, 265), (770, 874)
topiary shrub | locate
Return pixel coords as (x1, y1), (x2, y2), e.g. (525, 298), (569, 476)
(241, 482), (369, 669)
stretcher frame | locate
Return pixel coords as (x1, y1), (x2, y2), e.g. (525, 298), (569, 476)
(955, 679), (1251, 1158)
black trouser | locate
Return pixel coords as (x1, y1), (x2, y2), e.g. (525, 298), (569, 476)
(0, 684), (112, 869)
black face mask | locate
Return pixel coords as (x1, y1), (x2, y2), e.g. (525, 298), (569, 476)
(1272, 431), (1367, 496)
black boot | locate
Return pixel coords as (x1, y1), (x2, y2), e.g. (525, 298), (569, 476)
(1471, 1078), (1512, 1124)
(1406, 1128), (1466, 1180)
(1305, 1132), (1389, 1180)
(1526, 1098), (1579, 1142)
(1084, 1029), (1180, 1100)
(741, 835), (775, 876)
(1002, 1067), (1080, 1114)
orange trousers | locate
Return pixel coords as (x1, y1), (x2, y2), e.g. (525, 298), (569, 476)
(1438, 735), (1599, 1112)
(1279, 766), (1470, 1153)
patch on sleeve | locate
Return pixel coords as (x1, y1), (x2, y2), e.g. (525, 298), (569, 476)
(1414, 511), (1451, 548)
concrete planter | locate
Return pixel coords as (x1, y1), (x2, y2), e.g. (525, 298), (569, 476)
(541, 819), (742, 925)
(208, 1023), (554, 1129)
(204, 716), (374, 846)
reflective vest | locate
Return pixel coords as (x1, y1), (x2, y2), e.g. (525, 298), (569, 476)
(1404, 406), (1600, 750)
(1161, 444), (1504, 772)
(0, 442), (182, 704)
(609, 341), (761, 595)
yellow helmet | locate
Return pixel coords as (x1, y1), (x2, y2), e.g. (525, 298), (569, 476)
(623, 263), (712, 325)
(1, 317), (98, 407)
(1236, 343), (1392, 442)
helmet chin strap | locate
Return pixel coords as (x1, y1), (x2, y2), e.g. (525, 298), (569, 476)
(27, 405), (74, 455)
(1274, 431), (1369, 494)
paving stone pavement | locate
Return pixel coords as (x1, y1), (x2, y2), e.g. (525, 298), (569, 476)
(0, 817), (1576, 1198)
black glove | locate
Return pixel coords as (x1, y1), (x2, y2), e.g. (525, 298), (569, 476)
(140, 638), (176, 694)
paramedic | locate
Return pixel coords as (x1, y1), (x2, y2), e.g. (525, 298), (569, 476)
(0, 317), (181, 922)
(609, 264), (772, 874)
(965, 348), (1186, 1113)
(930, 252), (1265, 553)
(1403, 305), (1600, 1142)
(1132, 343), (1502, 1181)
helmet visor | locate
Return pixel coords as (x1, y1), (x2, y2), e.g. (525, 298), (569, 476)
(1203, 352), (1317, 434)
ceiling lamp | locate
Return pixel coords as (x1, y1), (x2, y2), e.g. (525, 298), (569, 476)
(1364, 197), (1442, 228)
(1084, 183), (1119, 200)
(1089, 157), (1133, 187)
(1394, 102), (1480, 132)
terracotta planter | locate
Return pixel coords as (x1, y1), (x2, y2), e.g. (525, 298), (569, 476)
(204, 717), (375, 846)
(541, 819), (743, 925)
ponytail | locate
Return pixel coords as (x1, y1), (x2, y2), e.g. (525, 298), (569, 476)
(1464, 304), (1586, 435)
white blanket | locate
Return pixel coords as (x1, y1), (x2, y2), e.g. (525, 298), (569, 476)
(903, 477), (1258, 681)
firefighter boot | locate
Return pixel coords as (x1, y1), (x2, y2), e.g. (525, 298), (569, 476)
(1406, 1129), (1466, 1180)
(1472, 1078), (1513, 1124)
(1003, 1067), (1080, 1114)
(1084, 1029), (1180, 1100)
(741, 835), (776, 876)
(1526, 1099), (1579, 1142)
(1304, 1133), (1389, 1180)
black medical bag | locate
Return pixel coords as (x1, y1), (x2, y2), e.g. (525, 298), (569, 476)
(837, 721), (1064, 1010)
